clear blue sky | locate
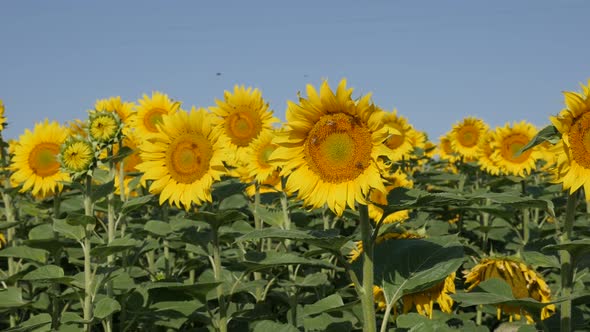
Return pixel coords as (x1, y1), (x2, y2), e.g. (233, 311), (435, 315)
(1, 0), (588, 141)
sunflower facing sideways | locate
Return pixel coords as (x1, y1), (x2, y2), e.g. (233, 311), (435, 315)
(94, 96), (135, 127)
(211, 85), (278, 165)
(136, 107), (227, 210)
(10, 120), (70, 197)
(132, 91), (181, 139)
(381, 109), (417, 162)
(550, 83), (590, 195)
(449, 117), (489, 160)
(271, 79), (390, 216)
(490, 121), (542, 177)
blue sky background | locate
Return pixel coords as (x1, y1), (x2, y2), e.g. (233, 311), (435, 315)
(1, 0), (588, 141)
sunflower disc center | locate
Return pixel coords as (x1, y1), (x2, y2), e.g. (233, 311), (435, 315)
(458, 127), (479, 147)
(226, 110), (262, 146)
(569, 112), (590, 169)
(29, 142), (60, 177)
(166, 133), (212, 184)
(258, 144), (276, 169)
(501, 134), (531, 164)
(144, 108), (167, 133)
(304, 113), (372, 183)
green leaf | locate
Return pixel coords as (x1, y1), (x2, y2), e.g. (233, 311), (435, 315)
(90, 237), (141, 258)
(219, 192), (248, 210)
(543, 239), (590, 254)
(0, 287), (27, 308)
(303, 294), (344, 316)
(53, 218), (85, 241)
(145, 282), (221, 301)
(144, 220), (172, 237)
(252, 321), (300, 332)
(91, 180), (115, 201)
(107, 146), (134, 164)
(6, 313), (51, 332)
(0, 245), (48, 263)
(150, 299), (204, 316)
(237, 228), (350, 251)
(396, 313), (454, 331)
(121, 195), (154, 215)
(516, 124), (560, 156)
(243, 251), (336, 271)
(65, 212), (96, 226)
(93, 297), (121, 320)
(22, 265), (65, 280)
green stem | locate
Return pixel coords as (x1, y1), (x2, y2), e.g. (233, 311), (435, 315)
(521, 180), (530, 246)
(252, 183), (263, 301)
(1, 139), (17, 327)
(106, 147), (116, 332)
(359, 204), (376, 332)
(51, 194), (62, 330)
(162, 206), (170, 277)
(212, 225), (227, 332)
(560, 190), (577, 332)
(83, 176), (94, 332)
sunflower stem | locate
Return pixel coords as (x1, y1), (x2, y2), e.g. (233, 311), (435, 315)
(560, 190), (577, 332)
(51, 193), (63, 330)
(253, 183), (264, 301)
(521, 180), (530, 246)
(162, 205), (170, 278)
(83, 176), (94, 332)
(211, 224), (228, 332)
(106, 147), (116, 332)
(2, 173), (17, 327)
(359, 204), (377, 332)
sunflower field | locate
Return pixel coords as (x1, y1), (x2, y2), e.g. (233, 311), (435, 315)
(0, 79), (589, 332)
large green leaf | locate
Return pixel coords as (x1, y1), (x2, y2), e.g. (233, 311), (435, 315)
(21, 265), (72, 284)
(0, 287), (27, 308)
(93, 297), (121, 320)
(120, 194), (154, 215)
(53, 218), (85, 242)
(0, 245), (48, 263)
(243, 251), (336, 271)
(90, 237), (141, 258)
(516, 124), (560, 156)
(4, 313), (51, 332)
(303, 294), (344, 316)
(237, 228), (350, 251)
(144, 220), (172, 237)
(252, 320), (300, 332)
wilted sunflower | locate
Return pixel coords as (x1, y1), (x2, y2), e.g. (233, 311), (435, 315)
(450, 117), (489, 160)
(94, 96), (135, 126)
(465, 257), (555, 323)
(211, 85), (278, 164)
(368, 169), (413, 224)
(271, 79), (390, 216)
(60, 138), (94, 175)
(550, 84), (590, 195)
(136, 108), (227, 210)
(0, 99), (6, 132)
(10, 120), (70, 197)
(477, 131), (501, 176)
(133, 91), (181, 139)
(490, 121), (542, 177)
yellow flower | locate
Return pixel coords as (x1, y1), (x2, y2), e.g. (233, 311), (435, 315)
(94, 96), (135, 126)
(477, 131), (501, 175)
(0, 232), (6, 248)
(65, 119), (87, 137)
(132, 91), (181, 139)
(0, 99), (6, 132)
(464, 257), (555, 323)
(271, 79), (389, 216)
(243, 130), (280, 183)
(211, 85), (278, 164)
(136, 108), (227, 210)
(549, 83), (590, 195)
(368, 169), (413, 224)
(436, 134), (459, 163)
(381, 110), (416, 162)
(88, 112), (122, 145)
(10, 120), (70, 197)
(114, 132), (145, 197)
(60, 138), (94, 173)
(490, 121), (542, 177)
(244, 170), (283, 197)
(450, 117), (489, 160)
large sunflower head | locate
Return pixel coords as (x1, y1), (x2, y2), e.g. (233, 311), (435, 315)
(94, 96), (135, 126)
(368, 169), (413, 224)
(0, 99), (6, 132)
(136, 107), (227, 210)
(211, 85), (278, 164)
(490, 121), (542, 177)
(450, 117), (489, 160)
(10, 120), (70, 197)
(132, 91), (181, 139)
(464, 257), (555, 322)
(549, 83), (590, 195)
(271, 79), (390, 216)
(59, 137), (95, 178)
(477, 131), (501, 176)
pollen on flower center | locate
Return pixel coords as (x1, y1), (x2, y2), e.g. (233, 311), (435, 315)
(226, 110), (262, 146)
(166, 133), (212, 184)
(458, 127), (479, 147)
(304, 113), (372, 183)
(29, 143), (60, 177)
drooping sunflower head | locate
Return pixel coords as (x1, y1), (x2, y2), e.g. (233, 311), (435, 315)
(0, 99), (6, 132)
(368, 169), (413, 224)
(271, 79), (390, 216)
(133, 91), (181, 139)
(450, 117), (489, 160)
(59, 137), (95, 177)
(549, 83), (590, 195)
(402, 272), (456, 318)
(136, 107), (227, 210)
(243, 129), (281, 183)
(94, 96), (135, 126)
(211, 85), (278, 164)
(88, 111), (123, 146)
(464, 256), (555, 322)
(490, 121), (541, 177)
(10, 120), (70, 197)
(477, 131), (501, 176)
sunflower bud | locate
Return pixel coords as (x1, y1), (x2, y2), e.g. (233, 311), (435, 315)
(88, 111), (123, 146)
(59, 137), (95, 178)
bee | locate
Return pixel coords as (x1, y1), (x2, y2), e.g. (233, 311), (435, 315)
(310, 136), (319, 145)
(355, 162), (364, 169)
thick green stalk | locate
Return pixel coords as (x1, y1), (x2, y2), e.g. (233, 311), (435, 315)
(1, 139), (17, 327)
(521, 180), (530, 245)
(83, 176), (94, 332)
(359, 204), (376, 332)
(162, 205), (170, 277)
(560, 191), (577, 332)
(212, 225), (227, 332)
(252, 184), (263, 301)
(106, 148), (116, 332)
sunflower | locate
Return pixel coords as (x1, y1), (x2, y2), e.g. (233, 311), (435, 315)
(114, 132), (145, 197)
(0, 232), (5, 248)
(243, 130), (281, 183)
(549, 84), (590, 195)
(65, 119), (87, 137)
(59, 138), (94, 174)
(88, 111), (122, 145)
(0, 99), (6, 132)
(136, 107), (227, 210)
(368, 169), (413, 224)
(94, 96), (135, 126)
(436, 134), (459, 163)
(271, 79), (390, 216)
(381, 110), (416, 162)
(450, 117), (489, 160)
(477, 131), (501, 176)
(244, 170), (283, 197)
(10, 120), (70, 197)
(490, 121), (542, 177)
(464, 257), (555, 322)
(211, 85), (278, 164)
(133, 91), (181, 139)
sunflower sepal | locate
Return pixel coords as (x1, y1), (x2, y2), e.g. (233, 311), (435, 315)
(87, 111), (125, 147)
